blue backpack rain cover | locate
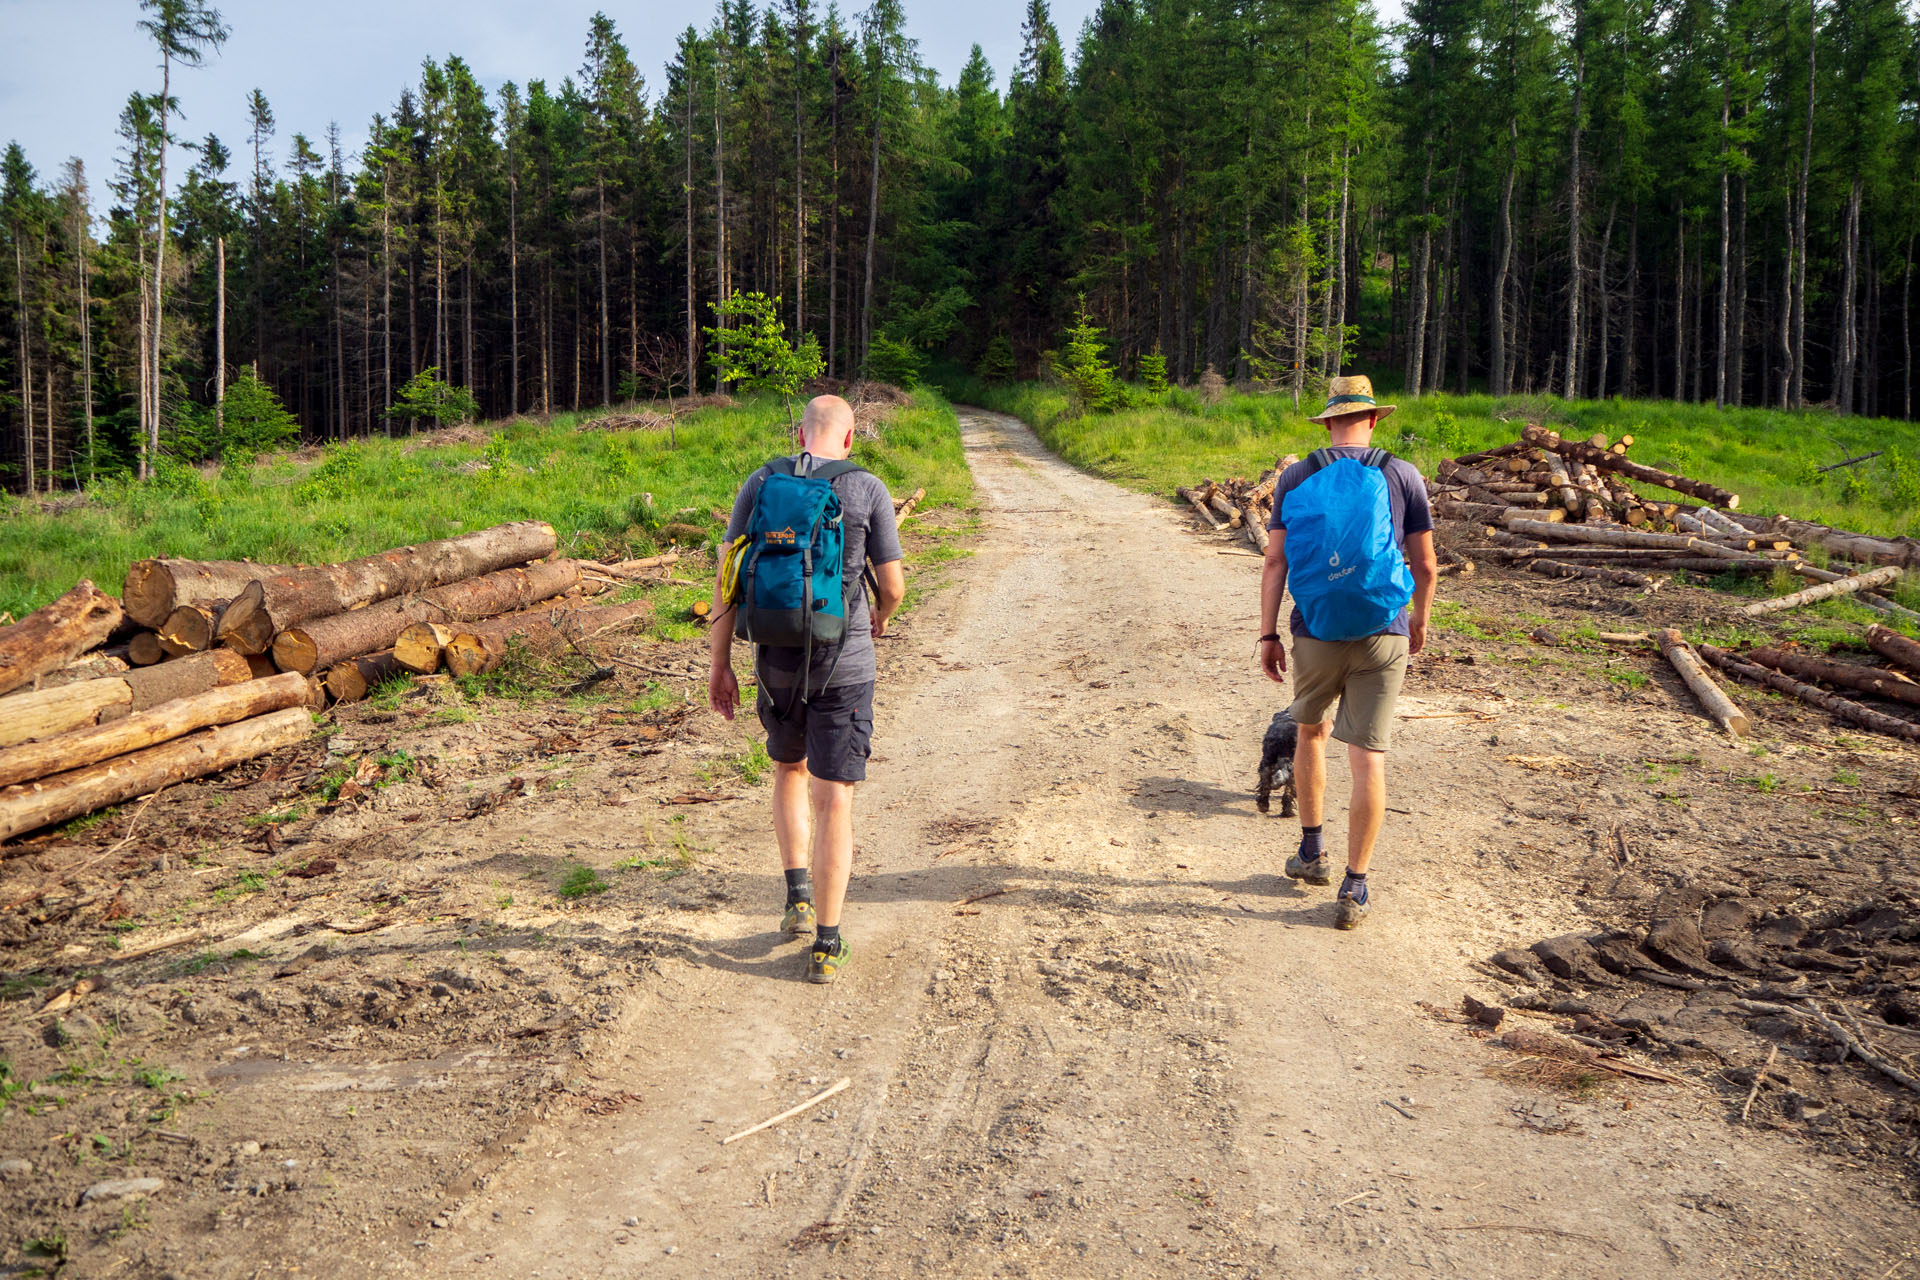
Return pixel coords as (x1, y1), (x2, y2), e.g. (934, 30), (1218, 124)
(735, 454), (863, 649)
(1280, 448), (1416, 642)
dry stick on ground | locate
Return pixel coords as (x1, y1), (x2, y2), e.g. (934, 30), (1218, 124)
(1698, 645), (1920, 743)
(0, 649), (252, 749)
(1741, 1044), (1780, 1122)
(1528, 559), (1661, 590)
(1726, 512), (1920, 568)
(1657, 630), (1751, 737)
(1739, 565), (1903, 616)
(271, 559), (583, 674)
(1522, 425), (1741, 508)
(1746, 647), (1920, 707)
(721, 1077), (851, 1145)
(1867, 624), (1920, 678)
(0, 673), (309, 789)
(0, 581), (124, 698)
(1736, 1000), (1920, 1096)
(0, 706), (311, 842)
(200, 521), (559, 639)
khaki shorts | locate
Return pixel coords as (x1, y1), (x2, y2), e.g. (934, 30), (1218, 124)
(1289, 634), (1411, 753)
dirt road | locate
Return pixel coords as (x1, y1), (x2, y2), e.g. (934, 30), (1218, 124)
(376, 409), (1910, 1277)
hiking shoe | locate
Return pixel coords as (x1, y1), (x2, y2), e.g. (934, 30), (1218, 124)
(1285, 852), (1334, 886)
(807, 936), (850, 984)
(781, 900), (817, 936)
(1336, 879), (1371, 930)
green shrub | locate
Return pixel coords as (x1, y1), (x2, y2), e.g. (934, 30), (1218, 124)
(1050, 301), (1128, 414)
(1139, 351), (1170, 394)
(975, 335), (1016, 384)
(864, 334), (924, 388)
(389, 367), (479, 429)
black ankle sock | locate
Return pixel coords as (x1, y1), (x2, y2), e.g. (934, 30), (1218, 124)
(815, 923), (841, 952)
(784, 867), (812, 907)
(1298, 825), (1324, 861)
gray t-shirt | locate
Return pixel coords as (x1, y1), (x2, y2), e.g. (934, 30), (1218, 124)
(1268, 446), (1433, 640)
(725, 456), (902, 688)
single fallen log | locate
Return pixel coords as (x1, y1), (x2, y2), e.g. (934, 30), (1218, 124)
(444, 600), (653, 678)
(1867, 624), (1920, 678)
(0, 673), (309, 789)
(1207, 492), (1243, 527)
(0, 650), (251, 749)
(127, 632), (165, 666)
(271, 559), (582, 674)
(1788, 564), (1920, 623)
(325, 651), (410, 703)
(894, 488), (926, 523)
(158, 602), (220, 656)
(1496, 546), (1694, 563)
(1504, 518), (1757, 559)
(1437, 500), (1561, 524)
(1177, 487), (1225, 531)
(1657, 629), (1750, 737)
(123, 558), (300, 629)
(0, 706), (311, 842)
(0, 582), (124, 698)
(1528, 560), (1660, 589)
(27, 653), (132, 691)
(1746, 647), (1920, 708)
(152, 521), (557, 639)
(1738, 565), (1902, 617)
(891, 487), (924, 513)
(1700, 644), (1920, 743)
(1726, 513), (1920, 568)
(1241, 507), (1269, 553)
(393, 622), (455, 675)
(1522, 425), (1740, 509)
(1653, 558), (1785, 574)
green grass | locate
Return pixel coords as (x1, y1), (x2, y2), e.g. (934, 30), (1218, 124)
(558, 864), (610, 900)
(934, 371), (1920, 542)
(0, 392), (974, 617)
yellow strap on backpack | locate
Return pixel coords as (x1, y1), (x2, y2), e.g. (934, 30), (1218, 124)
(718, 534), (750, 606)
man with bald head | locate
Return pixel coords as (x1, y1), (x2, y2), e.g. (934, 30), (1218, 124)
(709, 395), (907, 983)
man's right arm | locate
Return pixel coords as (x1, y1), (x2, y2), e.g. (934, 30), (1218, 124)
(707, 476), (759, 720)
(1259, 529), (1289, 683)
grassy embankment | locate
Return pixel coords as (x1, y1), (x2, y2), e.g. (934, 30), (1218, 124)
(936, 371), (1920, 635)
(0, 392), (974, 623)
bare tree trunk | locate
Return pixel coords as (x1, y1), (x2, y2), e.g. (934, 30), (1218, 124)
(43, 367), (53, 492)
(683, 66), (697, 393)
(794, 32), (806, 338)
(1491, 120), (1516, 396)
(1406, 148), (1434, 396)
(1673, 212), (1686, 400)
(334, 245), (347, 438)
(1331, 140), (1351, 378)
(1905, 237), (1913, 419)
(214, 236), (226, 440)
(1624, 209), (1638, 397)
(1595, 198), (1615, 398)
(1715, 83), (1730, 409)
(15, 238), (34, 495)
(714, 56), (729, 388)
(77, 200), (93, 485)
(1564, 36), (1584, 400)
(1778, 200), (1794, 408)
(1837, 177), (1861, 413)
(151, 51), (172, 472)
(508, 166), (519, 414)
(861, 112), (881, 369)
(597, 177), (611, 406)
(1731, 170), (1748, 405)
(1790, 3), (1815, 407)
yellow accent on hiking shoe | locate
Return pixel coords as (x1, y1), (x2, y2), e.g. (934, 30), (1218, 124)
(807, 936), (850, 984)
(781, 901), (816, 936)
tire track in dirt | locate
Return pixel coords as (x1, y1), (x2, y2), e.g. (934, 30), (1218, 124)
(356, 409), (1912, 1279)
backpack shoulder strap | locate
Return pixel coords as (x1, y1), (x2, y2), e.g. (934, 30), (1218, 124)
(1300, 448), (1335, 476)
(765, 455), (799, 477)
(809, 459), (865, 483)
(1360, 447), (1396, 470)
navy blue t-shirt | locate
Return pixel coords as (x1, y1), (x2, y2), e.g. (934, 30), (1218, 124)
(1268, 447), (1433, 639)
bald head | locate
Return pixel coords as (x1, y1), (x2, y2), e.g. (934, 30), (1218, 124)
(800, 395), (856, 459)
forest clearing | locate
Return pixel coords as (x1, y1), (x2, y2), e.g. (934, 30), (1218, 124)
(0, 394), (1915, 1278)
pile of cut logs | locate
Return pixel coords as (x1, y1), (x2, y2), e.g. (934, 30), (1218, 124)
(1177, 455), (1300, 553)
(1433, 424), (1920, 612)
(0, 522), (669, 843)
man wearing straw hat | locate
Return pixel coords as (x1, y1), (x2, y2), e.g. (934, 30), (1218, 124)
(1257, 375), (1437, 929)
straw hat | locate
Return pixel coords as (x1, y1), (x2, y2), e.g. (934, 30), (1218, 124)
(1307, 374), (1396, 424)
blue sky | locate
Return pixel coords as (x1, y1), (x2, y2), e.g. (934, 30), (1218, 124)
(3, 0), (1401, 210)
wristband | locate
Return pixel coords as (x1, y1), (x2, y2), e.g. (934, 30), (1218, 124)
(1258, 633), (1281, 643)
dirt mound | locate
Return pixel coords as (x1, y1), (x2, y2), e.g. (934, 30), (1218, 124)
(578, 394), (736, 434)
(405, 423), (490, 449)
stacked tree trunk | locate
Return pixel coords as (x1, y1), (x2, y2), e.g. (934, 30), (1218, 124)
(1175, 453), (1299, 553)
(0, 522), (659, 842)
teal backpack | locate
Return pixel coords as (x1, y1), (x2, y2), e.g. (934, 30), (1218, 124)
(734, 454), (864, 653)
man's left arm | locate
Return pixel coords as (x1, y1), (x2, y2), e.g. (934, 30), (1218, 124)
(866, 480), (907, 638)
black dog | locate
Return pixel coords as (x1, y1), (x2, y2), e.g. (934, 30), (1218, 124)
(1256, 710), (1298, 817)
